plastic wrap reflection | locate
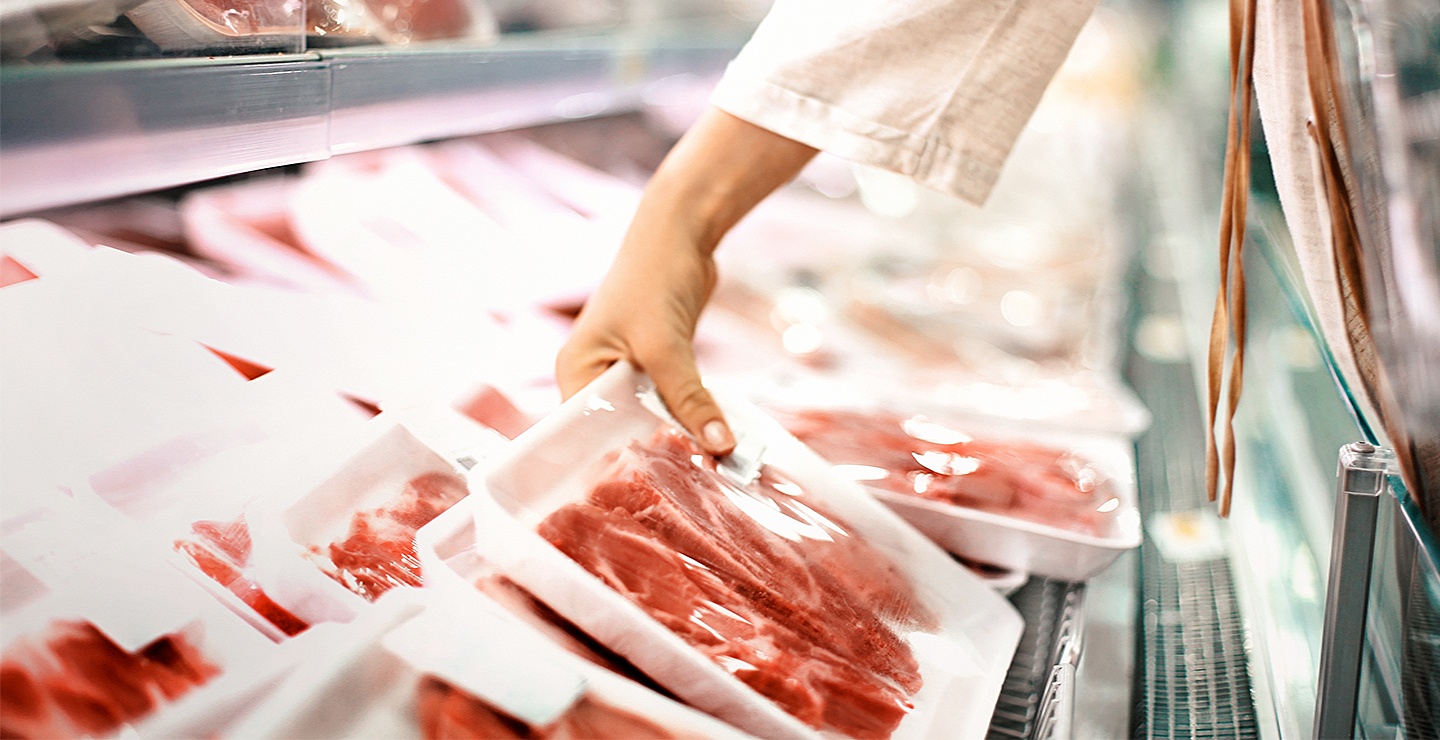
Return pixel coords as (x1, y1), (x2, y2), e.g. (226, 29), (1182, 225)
(775, 408), (1119, 535)
(537, 427), (934, 740)
(309, 471), (468, 601)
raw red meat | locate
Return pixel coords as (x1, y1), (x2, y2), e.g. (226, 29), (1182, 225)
(175, 516), (311, 637)
(415, 677), (680, 740)
(0, 622), (217, 739)
(0, 256), (39, 287)
(314, 471), (468, 601)
(202, 346), (274, 381)
(473, 576), (666, 694)
(417, 676), (528, 739)
(776, 408), (1115, 535)
(455, 385), (534, 440)
(537, 428), (933, 739)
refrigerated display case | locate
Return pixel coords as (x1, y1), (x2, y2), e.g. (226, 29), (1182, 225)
(1125, 0), (1440, 736)
(1, 0), (1435, 736)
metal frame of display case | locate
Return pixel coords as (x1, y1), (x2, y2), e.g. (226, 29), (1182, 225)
(1313, 444), (1440, 739)
(1315, 443), (1395, 737)
(1123, 0), (1437, 730)
(1309, 0), (1440, 730)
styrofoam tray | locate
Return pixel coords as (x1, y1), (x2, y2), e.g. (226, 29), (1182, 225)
(224, 585), (756, 739)
(871, 421), (1136, 582)
(471, 361), (1024, 740)
(957, 557), (1029, 595)
(417, 505), (760, 739)
(0, 551), (279, 739)
(280, 422), (469, 559)
(761, 401), (1141, 582)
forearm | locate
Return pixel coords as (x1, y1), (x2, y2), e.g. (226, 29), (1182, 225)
(556, 107), (816, 454)
(640, 107), (819, 255)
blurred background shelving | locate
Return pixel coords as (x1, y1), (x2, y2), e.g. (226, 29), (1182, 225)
(0, 25), (751, 216)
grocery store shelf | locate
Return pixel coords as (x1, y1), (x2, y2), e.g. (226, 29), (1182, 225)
(0, 26), (748, 217)
(1, 54), (331, 217)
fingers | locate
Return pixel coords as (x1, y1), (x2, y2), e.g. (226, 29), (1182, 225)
(637, 339), (735, 457)
(556, 329), (734, 457)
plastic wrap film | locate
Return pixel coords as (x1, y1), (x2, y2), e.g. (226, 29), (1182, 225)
(0, 621), (218, 738)
(306, 0), (494, 46)
(1, 0), (304, 59)
(358, 0), (492, 43)
(772, 407), (1118, 536)
(173, 516), (312, 637)
(415, 677), (682, 740)
(470, 575), (661, 687)
(537, 427), (934, 739)
(124, 0), (306, 52)
(0, 0), (492, 58)
(308, 470), (468, 601)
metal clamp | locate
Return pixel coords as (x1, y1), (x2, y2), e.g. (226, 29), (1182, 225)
(1313, 442), (1396, 739)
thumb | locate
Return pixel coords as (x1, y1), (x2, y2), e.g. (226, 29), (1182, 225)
(642, 346), (735, 457)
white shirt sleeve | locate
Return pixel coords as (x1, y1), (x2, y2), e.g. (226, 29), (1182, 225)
(711, 0), (1100, 205)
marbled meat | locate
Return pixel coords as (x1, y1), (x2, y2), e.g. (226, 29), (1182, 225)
(537, 428), (934, 739)
(314, 471), (468, 600)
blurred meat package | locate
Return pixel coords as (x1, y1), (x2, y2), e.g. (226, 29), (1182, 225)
(775, 407), (1115, 534)
(125, 0), (304, 51)
(769, 404), (1141, 581)
(222, 587), (749, 739)
(0, 621), (218, 738)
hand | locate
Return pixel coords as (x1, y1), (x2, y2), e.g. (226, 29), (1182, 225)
(556, 108), (817, 455)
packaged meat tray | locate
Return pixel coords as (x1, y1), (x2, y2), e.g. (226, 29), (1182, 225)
(124, 0), (304, 52)
(170, 510), (368, 642)
(162, 412), (498, 641)
(767, 404), (1141, 582)
(280, 420), (483, 603)
(0, 555), (276, 740)
(225, 587), (751, 739)
(179, 179), (358, 296)
(417, 495), (737, 704)
(0, 220), (95, 284)
(471, 361), (1024, 740)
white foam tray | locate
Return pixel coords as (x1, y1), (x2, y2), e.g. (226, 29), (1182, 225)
(856, 420), (1140, 582)
(416, 499), (760, 739)
(222, 585), (757, 739)
(470, 361), (1024, 740)
(750, 393), (1142, 583)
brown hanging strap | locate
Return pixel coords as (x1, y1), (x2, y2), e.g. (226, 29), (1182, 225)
(1207, 0), (1258, 517)
(1301, 0), (1420, 494)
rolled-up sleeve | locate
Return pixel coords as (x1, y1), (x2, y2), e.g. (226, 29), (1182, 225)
(711, 0), (1100, 205)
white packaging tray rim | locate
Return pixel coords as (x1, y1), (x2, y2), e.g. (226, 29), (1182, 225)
(472, 361), (1024, 740)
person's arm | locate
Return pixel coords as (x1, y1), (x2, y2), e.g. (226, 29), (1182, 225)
(555, 107), (818, 456)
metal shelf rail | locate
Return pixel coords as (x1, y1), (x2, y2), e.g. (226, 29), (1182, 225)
(0, 27), (747, 217)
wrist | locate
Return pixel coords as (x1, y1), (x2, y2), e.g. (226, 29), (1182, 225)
(642, 108), (819, 255)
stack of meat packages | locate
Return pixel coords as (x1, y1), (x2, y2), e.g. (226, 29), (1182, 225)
(1, 112), (1138, 738)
